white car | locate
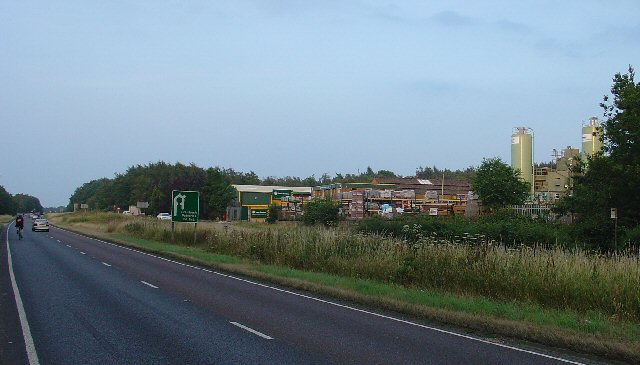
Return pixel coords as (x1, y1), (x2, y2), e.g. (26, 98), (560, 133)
(157, 213), (171, 220)
(32, 219), (50, 232)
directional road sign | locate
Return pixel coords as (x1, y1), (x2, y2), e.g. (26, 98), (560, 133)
(172, 190), (199, 223)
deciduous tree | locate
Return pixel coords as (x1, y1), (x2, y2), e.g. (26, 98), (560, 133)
(471, 157), (530, 211)
(0, 185), (16, 215)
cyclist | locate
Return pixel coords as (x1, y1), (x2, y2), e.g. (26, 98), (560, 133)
(15, 214), (24, 239)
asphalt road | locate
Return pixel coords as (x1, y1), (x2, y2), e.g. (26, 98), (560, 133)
(3, 220), (595, 364)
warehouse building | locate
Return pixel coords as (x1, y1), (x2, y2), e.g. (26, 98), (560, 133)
(227, 185), (312, 222)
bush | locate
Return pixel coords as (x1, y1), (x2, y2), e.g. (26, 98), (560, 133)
(622, 225), (640, 248)
(303, 199), (340, 226)
(266, 204), (279, 224)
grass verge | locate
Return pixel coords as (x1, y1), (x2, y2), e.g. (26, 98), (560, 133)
(0, 215), (14, 224)
(50, 216), (640, 363)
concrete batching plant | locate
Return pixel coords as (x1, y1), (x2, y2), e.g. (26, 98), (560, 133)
(510, 118), (605, 204)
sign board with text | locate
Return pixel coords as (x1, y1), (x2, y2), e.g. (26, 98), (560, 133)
(250, 209), (268, 218)
(272, 189), (292, 200)
(171, 190), (199, 223)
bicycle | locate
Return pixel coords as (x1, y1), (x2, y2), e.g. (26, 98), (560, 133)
(16, 226), (23, 240)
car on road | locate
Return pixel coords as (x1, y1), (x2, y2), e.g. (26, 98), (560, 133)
(157, 213), (171, 220)
(32, 218), (50, 232)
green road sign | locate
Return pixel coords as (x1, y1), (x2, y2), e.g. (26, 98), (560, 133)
(272, 189), (292, 200)
(250, 209), (268, 218)
(172, 190), (199, 223)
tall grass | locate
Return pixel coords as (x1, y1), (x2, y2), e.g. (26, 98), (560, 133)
(116, 218), (640, 321)
(60, 211), (128, 224)
(358, 214), (575, 247)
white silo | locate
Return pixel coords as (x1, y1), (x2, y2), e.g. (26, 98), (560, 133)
(511, 127), (534, 195)
(582, 117), (604, 159)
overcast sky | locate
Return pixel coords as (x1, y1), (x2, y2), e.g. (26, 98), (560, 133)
(1, 1), (639, 207)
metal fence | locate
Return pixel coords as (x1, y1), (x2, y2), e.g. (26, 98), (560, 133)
(510, 204), (553, 219)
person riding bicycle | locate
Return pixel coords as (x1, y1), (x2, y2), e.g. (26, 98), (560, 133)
(15, 214), (24, 235)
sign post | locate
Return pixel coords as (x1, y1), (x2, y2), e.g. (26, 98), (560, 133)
(611, 208), (618, 250)
(171, 190), (200, 244)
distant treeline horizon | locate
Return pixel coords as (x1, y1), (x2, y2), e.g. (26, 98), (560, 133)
(0, 185), (44, 215)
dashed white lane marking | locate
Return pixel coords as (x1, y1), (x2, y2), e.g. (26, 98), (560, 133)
(230, 322), (273, 340)
(6, 222), (41, 365)
(53, 227), (583, 364)
(56, 240), (61, 243)
(102, 262), (111, 267)
(80, 252), (86, 255)
(141, 281), (158, 289)
(66, 245), (71, 248)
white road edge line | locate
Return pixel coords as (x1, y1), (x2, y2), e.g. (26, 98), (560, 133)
(54, 227), (582, 364)
(215, 273), (585, 365)
(6, 222), (41, 365)
(230, 322), (273, 340)
(141, 281), (158, 289)
(102, 262), (111, 267)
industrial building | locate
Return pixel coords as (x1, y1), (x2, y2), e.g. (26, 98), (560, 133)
(533, 147), (578, 202)
(227, 185), (312, 222)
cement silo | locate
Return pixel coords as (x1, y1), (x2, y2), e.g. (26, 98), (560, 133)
(511, 127), (534, 195)
(582, 117), (603, 158)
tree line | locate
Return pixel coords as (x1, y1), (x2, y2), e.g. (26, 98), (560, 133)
(67, 163), (236, 219)
(260, 165), (477, 187)
(0, 185), (44, 215)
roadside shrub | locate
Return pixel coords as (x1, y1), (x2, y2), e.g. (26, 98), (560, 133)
(123, 221), (144, 234)
(266, 204), (279, 224)
(570, 216), (616, 251)
(303, 199), (340, 226)
(622, 225), (640, 248)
